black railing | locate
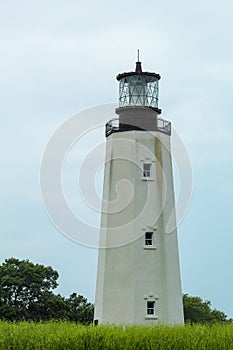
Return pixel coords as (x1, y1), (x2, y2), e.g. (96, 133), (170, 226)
(106, 117), (171, 137)
(157, 118), (171, 135)
(106, 118), (119, 136)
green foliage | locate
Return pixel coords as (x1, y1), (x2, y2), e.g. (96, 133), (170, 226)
(66, 293), (94, 325)
(1, 322), (233, 350)
(0, 258), (94, 324)
(183, 294), (232, 324)
(0, 258), (59, 321)
(1, 258), (231, 326)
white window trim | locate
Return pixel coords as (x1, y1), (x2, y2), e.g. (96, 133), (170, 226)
(142, 177), (154, 182)
(145, 231), (153, 246)
(142, 226), (157, 249)
(147, 300), (155, 315)
(144, 296), (158, 320)
(144, 245), (156, 250)
(140, 157), (155, 181)
(145, 315), (158, 320)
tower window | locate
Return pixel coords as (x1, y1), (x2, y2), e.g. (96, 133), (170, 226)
(147, 301), (155, 315)
(145, 232), (153, 246)
(143, 163), (151, 177)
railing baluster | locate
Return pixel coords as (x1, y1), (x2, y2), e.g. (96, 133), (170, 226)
(106, 117), (171, 136)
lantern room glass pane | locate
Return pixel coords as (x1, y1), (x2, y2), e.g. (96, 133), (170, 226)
(119, 75), (159, 108)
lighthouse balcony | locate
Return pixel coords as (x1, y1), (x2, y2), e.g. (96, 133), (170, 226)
(105, 117), (171, 137)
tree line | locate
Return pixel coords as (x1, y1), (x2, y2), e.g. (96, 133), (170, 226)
(0, 258), (93, 323)
(0, 258), (231, 324)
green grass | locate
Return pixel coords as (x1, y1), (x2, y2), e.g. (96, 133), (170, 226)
(0, 322), (233, 350)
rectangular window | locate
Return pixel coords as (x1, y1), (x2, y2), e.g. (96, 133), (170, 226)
(143, 163), (151, 177)
(147, 301), (155, 315)
(145, 232), (153, 246)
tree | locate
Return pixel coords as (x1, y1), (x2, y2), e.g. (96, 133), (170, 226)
(0, 258), (94, 323)
(28, 292), (69, 321)
(183, 294), (232, 324)
(0, 258), (59, 320)
(66, 293), (94, 324)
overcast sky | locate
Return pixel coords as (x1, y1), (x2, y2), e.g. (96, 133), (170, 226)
(1, 0), (233, 317)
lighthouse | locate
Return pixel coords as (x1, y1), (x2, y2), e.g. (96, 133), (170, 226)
(94, 57), (184, 325)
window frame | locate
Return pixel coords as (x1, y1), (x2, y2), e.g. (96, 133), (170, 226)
(147, 301), (155, 315)
(145, 231), (153, 246)
(143, 226), (157, 250)
(144, 295), (159, 320)
(140, 158), (155, 181)
(143, 163), (151, 178)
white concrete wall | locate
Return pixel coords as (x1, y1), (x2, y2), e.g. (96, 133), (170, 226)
(94, 130), (184, 325)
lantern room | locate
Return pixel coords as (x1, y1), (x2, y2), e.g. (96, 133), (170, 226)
(116, 60), (161, 111)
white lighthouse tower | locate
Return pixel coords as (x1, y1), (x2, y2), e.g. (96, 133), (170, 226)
(94, 57), (184, 325)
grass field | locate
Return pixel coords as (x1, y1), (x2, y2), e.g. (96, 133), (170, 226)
(0, 321), (233, 349)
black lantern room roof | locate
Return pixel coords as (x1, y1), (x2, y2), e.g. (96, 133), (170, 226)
(116, 61), (161, 81)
